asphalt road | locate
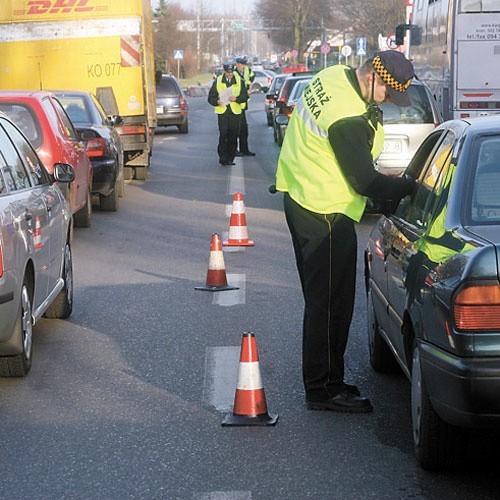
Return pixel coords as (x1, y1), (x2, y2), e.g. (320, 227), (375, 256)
(1, 93), (499, 499)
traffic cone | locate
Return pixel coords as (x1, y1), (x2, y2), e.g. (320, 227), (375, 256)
(222, 332), (278, 426)
(195, 233), (239, 292)
(222, 192), (255, 247)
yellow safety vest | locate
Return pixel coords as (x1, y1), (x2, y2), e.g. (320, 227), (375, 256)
(275, 65), (384, 220)
(214, 73), (243, 115)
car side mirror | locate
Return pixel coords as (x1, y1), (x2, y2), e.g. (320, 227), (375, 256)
(53, 163), (75, 183)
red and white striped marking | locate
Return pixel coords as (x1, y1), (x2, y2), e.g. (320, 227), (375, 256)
(121, 35), (140, 67)
(223, 192), (254, 246)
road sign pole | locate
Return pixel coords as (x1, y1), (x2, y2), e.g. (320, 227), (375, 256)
(177, 59), (180, 79)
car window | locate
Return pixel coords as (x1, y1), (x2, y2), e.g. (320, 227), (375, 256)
(53, 98), (79, 140)
(0, 103), (42, 149)
(43, 97), (78, 140)
(0, 122), (32, 191)
(470, 135), (500, 223)
(58, 96), (91, 124)
(157, 77), (180, 97)
(1, 119), (48, 186)
(380, 85), (435, 124)
(396, 130), (456, 229)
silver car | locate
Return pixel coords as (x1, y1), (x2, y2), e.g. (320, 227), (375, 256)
(0, 113), (74, 377)
(377, 80), (443, 176)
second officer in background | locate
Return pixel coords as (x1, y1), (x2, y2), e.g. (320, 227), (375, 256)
(208, 62), (248, 166)
(235, 57), (256, 157)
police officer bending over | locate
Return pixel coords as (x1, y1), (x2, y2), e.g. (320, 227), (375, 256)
(275, 50), (417, 413)
(208, 63), (248, 166)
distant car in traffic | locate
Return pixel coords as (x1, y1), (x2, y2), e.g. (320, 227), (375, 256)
(377, 80), (443, 176)
(56, 90), (124, 212)
(274, 77), (312, 146)
(0, 90), (93, 227)
(365, 115), (500, 470)
(265, 74), (287, 126)
(156, 74), (189, 134)
(250, 69), (274, 94)
(0, 112), (74, 377)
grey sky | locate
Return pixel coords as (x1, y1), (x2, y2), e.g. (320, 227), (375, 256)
(150, 0), (255, 15)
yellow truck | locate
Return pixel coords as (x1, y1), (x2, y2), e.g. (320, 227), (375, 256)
(0, 0), (157, 181)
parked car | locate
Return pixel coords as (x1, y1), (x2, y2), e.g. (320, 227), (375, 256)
(0, 91), (93, 227)
(273, 74), (312, 143)
(274, 77), (312, 146)
(56, 90), (124, 211)
(364, 115), (500, 470)
(0, 112), (74, 376)
(377, 80), (443, 176)
(265, 74), (287, 126)
(156, 74), (189, 133)
(249, 69), (274, 93)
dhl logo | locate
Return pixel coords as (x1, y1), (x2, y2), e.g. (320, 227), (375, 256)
(16, 0), (108, 15)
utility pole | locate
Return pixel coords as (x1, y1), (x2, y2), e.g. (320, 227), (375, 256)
(196, 0), (202, 71)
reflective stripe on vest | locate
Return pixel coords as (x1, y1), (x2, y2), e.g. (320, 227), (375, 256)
(215, 73), (243, 115)
(276, 65), (384, 220)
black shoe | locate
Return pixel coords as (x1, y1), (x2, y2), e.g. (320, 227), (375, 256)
(225, 161), (235, 166)
(243, 151), (256, 156)
(344, 383), (360, 396)
(306, 391), (373, 413)
(235, 152), (244, 157)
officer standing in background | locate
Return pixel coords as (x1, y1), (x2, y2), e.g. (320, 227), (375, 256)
(275, 51), (417, 413)
(235, 57), (256, 157)
(208, 62), (248, 166)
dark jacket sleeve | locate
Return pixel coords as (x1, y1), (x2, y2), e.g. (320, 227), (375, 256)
(328, 116), (416, 200)
(207, 79), (219, 107)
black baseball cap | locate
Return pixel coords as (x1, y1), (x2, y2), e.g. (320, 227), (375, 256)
(372, 50), (414, 106)
(236, 57), (247, 64)
(223, 63), (235, 72)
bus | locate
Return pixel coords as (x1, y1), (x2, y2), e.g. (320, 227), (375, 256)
(400, 0), (500, 120)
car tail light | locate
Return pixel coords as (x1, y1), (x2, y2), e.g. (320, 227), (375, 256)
(0, 240), (3, 278)
(453, 284), (500, 331)
(283, 106), (294, 118)
(180, 96), (187, 110)
(85, 137), (106, 158)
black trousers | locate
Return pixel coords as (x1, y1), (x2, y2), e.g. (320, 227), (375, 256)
(283, 193), (357, 400)
(237, 109), (250, 153)
(217, 111), (240, 163)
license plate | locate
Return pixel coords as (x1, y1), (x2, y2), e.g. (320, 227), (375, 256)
(383, 140), (402, 154)
(156, 106), (164, 113)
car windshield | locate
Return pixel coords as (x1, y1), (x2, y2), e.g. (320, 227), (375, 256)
(0, 103), (42, 149)
(380, 85), (434, 125)
(470, 135), (500, 223)
(289, 79), (311, 103)
(58, 96), (91, 124)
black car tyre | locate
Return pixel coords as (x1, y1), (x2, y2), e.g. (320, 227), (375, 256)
(44, 240), (73, 319)
(73, 188), (92, 227)
(267, 112), (273, 126)
(411, 343), (467, 470)
(273, 123), (278, 143)
(0, 278), (33, 377)
(99, 186), (118, 211)
(367, 289), (399, 373)
(178, 120), (189, 134)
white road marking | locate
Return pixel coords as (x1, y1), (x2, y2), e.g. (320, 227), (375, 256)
(202, 346), (240, 411)
(227, 161), (245, 195)
(212, 274), (246, 306)
(196, 492), (252, 500)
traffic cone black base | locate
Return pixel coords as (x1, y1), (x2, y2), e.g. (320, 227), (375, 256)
(222, 412), (278, 427)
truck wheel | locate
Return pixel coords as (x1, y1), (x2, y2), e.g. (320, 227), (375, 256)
(100, 187), (119, 211)
(411, 343), (467, 470)
(73, 189), (92, 227)
(44, 240), (73, 319)
(135, 166), (148, 181)
(0, 278), (33, 377)
(367, 289), (399, 373)
(123, 167), (133, 181)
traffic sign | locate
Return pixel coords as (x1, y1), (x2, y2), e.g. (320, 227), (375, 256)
(290, 49), (298, 57)
(356, 37), (367, 56)
(341, 45), (352, 57)
(386, 34), (398, 49)
(320, 43), (331, 55)
(173, 50), (184, 60)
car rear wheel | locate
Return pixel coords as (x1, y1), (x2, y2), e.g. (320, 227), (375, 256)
(0, 279), (33, 377)
(44, 240), (73, 319)
(73, 188), (92, 227)
(411, 343), (467, 470)
(99, 186), (119, 211)
(178, 121), (189, 134)
(267, 113), (273, 126)
(367, 289), (399, 373)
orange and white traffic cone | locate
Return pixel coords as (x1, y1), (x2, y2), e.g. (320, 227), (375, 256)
(222, 332), (278, 426)
(222, 192), (254, 247)
(33, 216), (42, 249)
(195, 233), (239, 292)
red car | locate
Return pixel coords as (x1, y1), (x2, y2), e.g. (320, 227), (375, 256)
(0, 90), (93, 227)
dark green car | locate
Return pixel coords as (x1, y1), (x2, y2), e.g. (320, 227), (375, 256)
(365, 115), (500, 471)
